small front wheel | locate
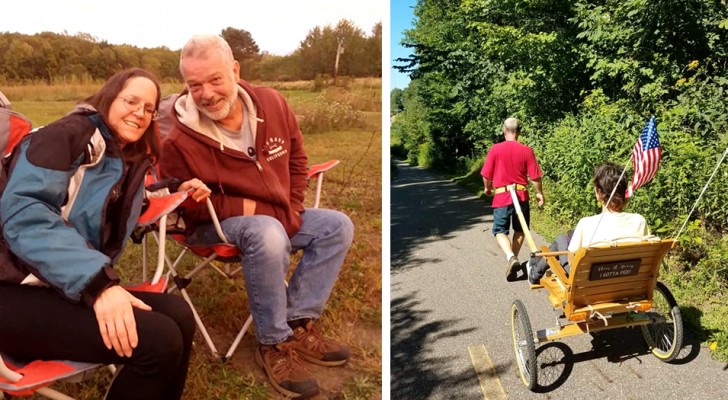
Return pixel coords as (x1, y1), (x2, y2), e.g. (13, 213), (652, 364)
(511, 299), (537, 390)
(641, 281), (684, 362)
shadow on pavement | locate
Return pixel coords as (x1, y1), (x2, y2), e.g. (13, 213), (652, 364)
(526, 327), (702, 393)
(390, 287), (477, 398)
(391, 161), (492, 274)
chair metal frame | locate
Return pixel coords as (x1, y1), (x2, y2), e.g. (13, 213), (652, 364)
(142, 160), (341, 360)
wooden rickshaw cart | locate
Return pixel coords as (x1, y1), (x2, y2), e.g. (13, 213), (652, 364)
(511, 237), (683, 390)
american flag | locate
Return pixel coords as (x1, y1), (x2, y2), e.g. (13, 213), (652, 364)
(626, 116), (661, 198)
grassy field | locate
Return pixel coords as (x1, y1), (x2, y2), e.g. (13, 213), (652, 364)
(9, 78), (382, 399)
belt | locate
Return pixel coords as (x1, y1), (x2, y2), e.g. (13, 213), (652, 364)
(494, 184), (527, 194)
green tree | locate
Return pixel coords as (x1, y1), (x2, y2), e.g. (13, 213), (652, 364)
(573, 0), (728, 107)
(365, 22), (383, 76)
(4, 39), (35, 80)
(390, 88), (404, 116)
(292, 19), (380, 80)
(220, 27), (261, 80)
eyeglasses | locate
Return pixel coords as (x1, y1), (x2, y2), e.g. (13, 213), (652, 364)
(116, 97), (158, 120)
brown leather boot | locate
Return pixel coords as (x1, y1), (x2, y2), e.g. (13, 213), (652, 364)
(255, 341), (319, 398)
(290, 319), (350, 366)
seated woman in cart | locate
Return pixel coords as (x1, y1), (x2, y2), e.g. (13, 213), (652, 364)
(528, 162), (649, 284)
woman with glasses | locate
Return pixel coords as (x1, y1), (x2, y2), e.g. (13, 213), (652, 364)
(0, 68), (210, 400)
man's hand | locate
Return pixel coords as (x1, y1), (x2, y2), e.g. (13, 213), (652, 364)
(536, 192), (545, 208)
(178, 178), (211, 202)
(93, 286), (152, 357)
(483, 177), (493, 196)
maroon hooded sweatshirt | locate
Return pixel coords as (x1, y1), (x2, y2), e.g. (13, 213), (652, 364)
(160, 80), (308, 237)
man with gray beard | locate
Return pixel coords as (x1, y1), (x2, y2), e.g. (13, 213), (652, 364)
(159, 34), (354, 399)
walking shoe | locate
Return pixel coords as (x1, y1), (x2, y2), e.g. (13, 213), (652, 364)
(528, 257), (541, 285)
(506, 256), (520, 281)
(255, 341), (319, 398)
(290, 319), (350, 366)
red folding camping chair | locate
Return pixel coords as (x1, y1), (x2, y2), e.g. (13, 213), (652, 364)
(0, 185), (185, 400)
(0, 103), (183, 399)
(0, 99), (31, 158)
(143, 159), (341, 360)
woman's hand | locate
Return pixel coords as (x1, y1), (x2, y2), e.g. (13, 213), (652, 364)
(178, 178), (211, 202)
(93, 286), (152, 357)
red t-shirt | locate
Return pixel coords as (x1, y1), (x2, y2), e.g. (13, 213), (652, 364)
(481, 140), (543, 208)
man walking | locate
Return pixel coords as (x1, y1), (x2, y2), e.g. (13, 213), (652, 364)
(481, 118), (544, 281)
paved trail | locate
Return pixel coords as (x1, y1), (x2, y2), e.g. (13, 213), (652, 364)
(390, 161), (727, 399)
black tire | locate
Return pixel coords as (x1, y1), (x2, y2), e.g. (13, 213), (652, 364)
(511, 299), (537, 390)
(640, 281), (684, 362)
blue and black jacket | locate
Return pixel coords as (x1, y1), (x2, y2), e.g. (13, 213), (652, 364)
(0, 110), (151, 305)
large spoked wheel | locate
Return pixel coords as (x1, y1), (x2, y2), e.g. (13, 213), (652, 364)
(641, 281), (684, 362)
(511, 299), (537, 390)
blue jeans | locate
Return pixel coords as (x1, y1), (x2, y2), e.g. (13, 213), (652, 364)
(492, 201), (530, 236)
(187, 208), (354, 345)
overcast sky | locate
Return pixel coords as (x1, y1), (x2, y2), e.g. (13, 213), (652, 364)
(0, 0), (382, 56)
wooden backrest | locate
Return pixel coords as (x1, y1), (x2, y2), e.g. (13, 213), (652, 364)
(567, 239), (675, 309)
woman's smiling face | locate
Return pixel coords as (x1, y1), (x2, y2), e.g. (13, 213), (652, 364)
(107, 76), (158, 146)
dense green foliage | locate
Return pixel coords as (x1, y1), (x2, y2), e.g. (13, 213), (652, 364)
(392, 0), (728, 359)
(0, 20), (381, 84)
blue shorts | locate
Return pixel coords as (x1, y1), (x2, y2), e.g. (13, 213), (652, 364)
(492, 202), (530, 236)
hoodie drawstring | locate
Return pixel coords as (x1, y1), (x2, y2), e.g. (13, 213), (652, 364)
(210, 147), (225, 195)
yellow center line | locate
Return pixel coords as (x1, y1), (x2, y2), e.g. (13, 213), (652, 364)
(468, 344), (508, 400)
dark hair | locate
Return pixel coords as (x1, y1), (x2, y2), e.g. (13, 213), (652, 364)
(594, 162), (628, 212)
(84, 68), (161, 163)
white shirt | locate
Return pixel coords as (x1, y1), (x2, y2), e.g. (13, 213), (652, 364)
(568, 212), (649, 252)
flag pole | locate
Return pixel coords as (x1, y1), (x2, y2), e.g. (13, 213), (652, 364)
(586, 156), (632, 248)
(673, 144), (728, 241)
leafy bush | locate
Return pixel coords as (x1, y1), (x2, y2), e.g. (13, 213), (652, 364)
(390, 141), (407, 160)
(312, 73), (331, 92)
(390, 159), (399, 180)
(414, 142), (434, 168)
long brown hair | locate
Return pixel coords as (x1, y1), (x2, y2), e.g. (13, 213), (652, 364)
(594, 162), (629, 212)
(83, 68), (161, 163)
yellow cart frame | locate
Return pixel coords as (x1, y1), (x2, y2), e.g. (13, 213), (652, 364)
(511, 238), (684, 390)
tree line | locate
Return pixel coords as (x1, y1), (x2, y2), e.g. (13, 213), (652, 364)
(392, 0), (728, 357)
(0, 19), (381, 84)
(393, 0), (728, 232)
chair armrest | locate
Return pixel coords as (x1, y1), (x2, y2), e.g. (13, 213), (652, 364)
(137, 191), (189, 226)
(307, 159), (340, 180)
(307, 160), (340, 208)
(540, 245), (571, 285)
(0, 353), (22, 383)
(205, 198), (231, 244)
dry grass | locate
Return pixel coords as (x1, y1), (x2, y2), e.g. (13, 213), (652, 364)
(259, 80), (315, 91)
(12, 79), (382, 399)
(3, 83), (183, 102)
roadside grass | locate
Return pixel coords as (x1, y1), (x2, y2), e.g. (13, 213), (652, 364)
(11, 79), (382, 399)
